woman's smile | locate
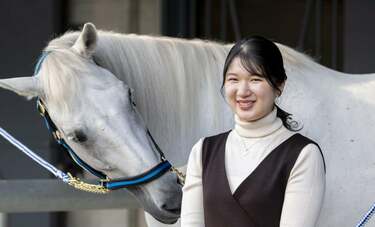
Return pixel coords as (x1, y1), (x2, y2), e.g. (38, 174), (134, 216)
(237, 99), (255, 110)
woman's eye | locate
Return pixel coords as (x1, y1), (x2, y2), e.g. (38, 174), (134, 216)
(227, 77), (238, 82)
(251, 78), (262, 82)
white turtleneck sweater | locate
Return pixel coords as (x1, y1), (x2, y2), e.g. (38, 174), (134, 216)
(181, 108), (326, 227)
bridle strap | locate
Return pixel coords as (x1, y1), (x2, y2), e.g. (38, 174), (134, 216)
(146, 129), (167, 162)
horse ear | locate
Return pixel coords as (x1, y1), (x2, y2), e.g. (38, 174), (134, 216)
(0, 77), (42, 99)
(72, 23), (98, 58)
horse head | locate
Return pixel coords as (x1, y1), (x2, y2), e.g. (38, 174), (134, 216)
(0, 23), (181, 224)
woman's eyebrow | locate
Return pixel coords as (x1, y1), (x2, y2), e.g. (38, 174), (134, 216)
(227, 72), (261, 78)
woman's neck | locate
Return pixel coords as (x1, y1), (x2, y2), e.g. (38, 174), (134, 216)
(234, 107), (282, 138)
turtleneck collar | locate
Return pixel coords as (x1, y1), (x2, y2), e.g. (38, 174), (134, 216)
(234, 107), (283, 138)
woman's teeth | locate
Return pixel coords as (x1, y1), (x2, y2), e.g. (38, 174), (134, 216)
(237, 100), (255, 109)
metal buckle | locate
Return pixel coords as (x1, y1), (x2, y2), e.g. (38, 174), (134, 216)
(52, 130), (62, 140)
(37, 100), (46, 116)
(100, 177), (111, 186)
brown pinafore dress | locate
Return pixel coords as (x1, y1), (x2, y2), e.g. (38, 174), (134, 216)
(202, 131), (325, 227)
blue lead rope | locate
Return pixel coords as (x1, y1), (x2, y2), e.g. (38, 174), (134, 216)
(0, 127), (70, 183)
(356, 203), (375, 227)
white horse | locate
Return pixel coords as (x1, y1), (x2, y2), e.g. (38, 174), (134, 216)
(1, 23), (375, 227)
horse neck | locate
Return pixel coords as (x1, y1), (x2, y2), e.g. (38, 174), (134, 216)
(93, 33), (234, 165)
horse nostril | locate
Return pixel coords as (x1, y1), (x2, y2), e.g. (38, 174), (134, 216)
(161, 204), (181, 214)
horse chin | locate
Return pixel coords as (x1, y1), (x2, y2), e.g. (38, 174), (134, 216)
(128, 188), (180, 224)
(127, 173), (182, 224)
(148, 211), (180, 224)
(152, 214), (179, 224)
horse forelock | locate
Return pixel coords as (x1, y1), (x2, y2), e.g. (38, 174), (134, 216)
(39, 46), (87, 113)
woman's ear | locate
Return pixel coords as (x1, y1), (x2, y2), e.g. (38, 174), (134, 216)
(277, 81), (285, 96)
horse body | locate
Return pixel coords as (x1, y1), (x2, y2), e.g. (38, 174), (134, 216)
(277, 53), (375, 226)
(1, 23), (375, 226)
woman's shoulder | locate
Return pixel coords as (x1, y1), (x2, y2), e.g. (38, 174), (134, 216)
(291, 134), (326, 172)
(187, 130), (232, 169)
(285, 132), (321, 149)
(277, 130), (326, 169)
(185, 138), (205, 176)
(203, 130), (232, 142)
(189, 130), (231, 156)
(189, 137), (205, 159)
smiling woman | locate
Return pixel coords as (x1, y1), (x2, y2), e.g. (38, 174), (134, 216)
(224, 57), (280, 122)
(181, 36), (326, 227)
(221, 36), (292, 128)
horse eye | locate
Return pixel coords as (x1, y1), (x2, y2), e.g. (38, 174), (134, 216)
(71, 130), (88, 143)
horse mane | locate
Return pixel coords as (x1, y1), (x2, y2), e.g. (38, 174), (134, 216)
(41, 30), (324, 164)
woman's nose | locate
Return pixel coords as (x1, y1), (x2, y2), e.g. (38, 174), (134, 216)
(237, 81), (252, 97)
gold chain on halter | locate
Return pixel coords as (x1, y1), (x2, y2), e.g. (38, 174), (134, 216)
(66, 173), (110, 194)
(170, 166), (186, 186)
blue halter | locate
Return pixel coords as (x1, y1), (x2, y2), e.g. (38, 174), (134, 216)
(34, 52), (174, 190)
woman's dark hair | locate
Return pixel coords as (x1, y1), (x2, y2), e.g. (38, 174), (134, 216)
(221, 35), (299, 131)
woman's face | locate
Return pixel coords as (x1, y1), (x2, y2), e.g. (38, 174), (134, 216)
(224, 57), (282, 122)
